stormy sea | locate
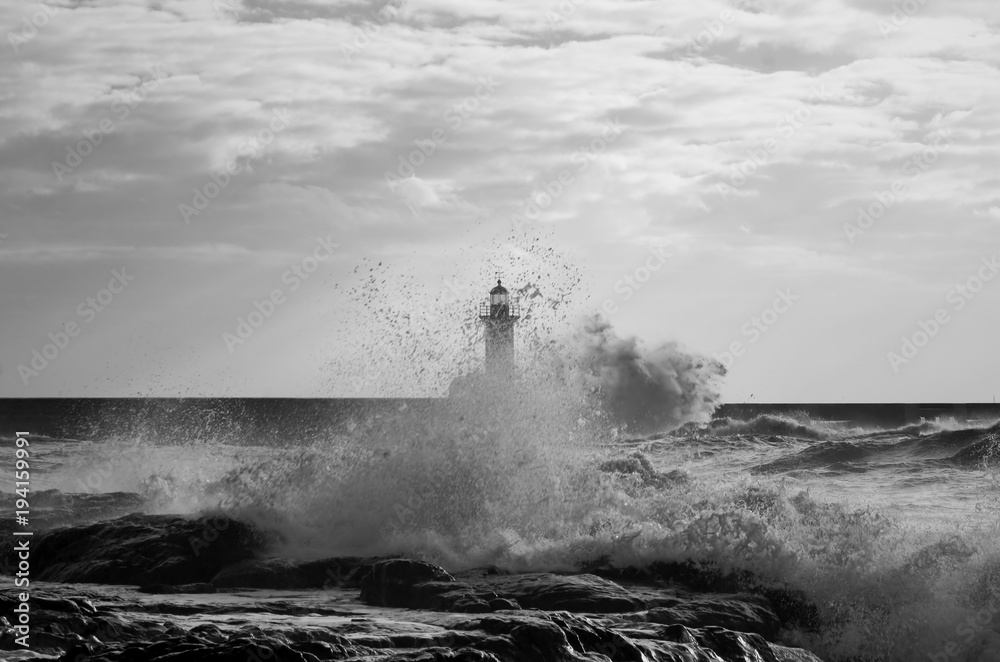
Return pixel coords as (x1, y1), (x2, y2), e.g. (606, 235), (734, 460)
(1, 322), (999, 662)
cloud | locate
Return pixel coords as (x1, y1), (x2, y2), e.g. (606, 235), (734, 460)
(1, 0), (998, 399)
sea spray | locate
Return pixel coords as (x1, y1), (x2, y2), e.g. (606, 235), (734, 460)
(548, 315), (726, 434)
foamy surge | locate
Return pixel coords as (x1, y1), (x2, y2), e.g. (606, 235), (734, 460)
(54, 410), (1000, 661)
(196, 318), (725, 564)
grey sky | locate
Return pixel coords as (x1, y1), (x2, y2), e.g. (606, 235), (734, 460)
(1, 0), (998, 401)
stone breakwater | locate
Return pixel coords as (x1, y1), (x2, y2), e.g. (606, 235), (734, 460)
(0, 513), (825, 661)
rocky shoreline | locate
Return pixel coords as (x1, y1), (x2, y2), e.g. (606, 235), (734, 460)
(0, 513), (826, 661)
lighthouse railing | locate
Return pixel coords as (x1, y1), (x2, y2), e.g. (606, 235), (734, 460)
(478, 299), (521, 319)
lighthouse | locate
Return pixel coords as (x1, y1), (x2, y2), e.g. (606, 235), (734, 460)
(479, 279), (520, 377)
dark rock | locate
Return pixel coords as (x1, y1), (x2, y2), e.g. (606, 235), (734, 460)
(10, 580), (827, 662)
(137, 583), (216, 594)
(691, 626), (782, 660)
(759, 586), (820, 631)
(211, 558), (312, 590)
(482, 573), (645, 613)
(448, 596), (494, 613)
(478, 610), (809, 661)
(2, 522), (831, 662)
(360, 559), (456, 608)
(593, 559), (821, 631)
(61, 642), (100, 661)
(360, 561), (643, 615)
(509, 620), (587, 661)
(643, 593), (781, 638)
(487, 598), (520, 611)
(544, 612), (649, 660)
(2, 513), (270, 586)
(298, 556), (384, 589)
(187, 624), (227, 643)
(29, 595), (84, 615)
(210, 556), (381, 590)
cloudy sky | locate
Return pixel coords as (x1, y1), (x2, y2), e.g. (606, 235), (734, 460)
(1, 0), (998, 402)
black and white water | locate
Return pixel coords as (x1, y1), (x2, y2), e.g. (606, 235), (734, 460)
(4, 356), (999, 661)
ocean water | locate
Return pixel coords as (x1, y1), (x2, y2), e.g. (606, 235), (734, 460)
(8, 396), (1000, 661)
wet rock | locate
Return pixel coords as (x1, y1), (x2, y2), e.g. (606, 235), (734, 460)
(5, 580), (827, 662)
(508, 619), (592, 661)
(383, 652), (502, 661)
(61, 638), (329, 662)
(187, 624), (227, 643)
(1, 524), (830, 662)
(6, 513), (269, 586)
(210, 555), (380, 590)
(448, 595), (494, 613)
(211, 558), (313, 590)
(482, 573), (645, 613)
(759, 586), (821, 632)
(476, 610), (820, 661)
(360, 561), (643, 614)
(138, 583), (217, 594)
(594, 559), (821, 631)
(487, 598), (520, 611)
(360, 559), (457, 608)
(299, 556), (385, 589)
(641, 593), (781, 638)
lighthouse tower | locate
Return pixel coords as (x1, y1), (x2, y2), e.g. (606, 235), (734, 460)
(479, 279), (520, 377)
